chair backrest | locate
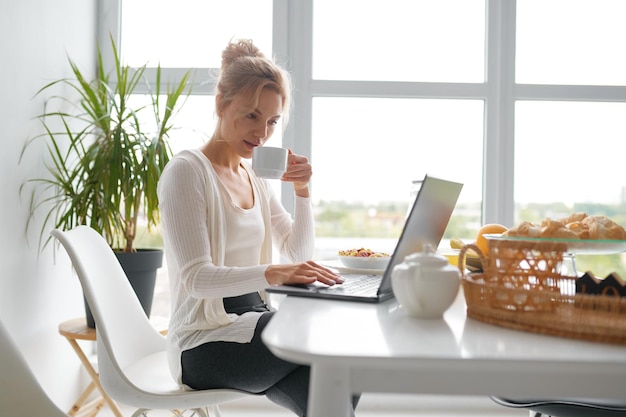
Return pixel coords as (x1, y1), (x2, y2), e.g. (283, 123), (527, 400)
(51, 227), (166, 385)
(0, 318), (68, 416)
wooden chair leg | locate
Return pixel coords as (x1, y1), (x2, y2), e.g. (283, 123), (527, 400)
(65, 338), (124, 417)
(74, 397), (106, 417)
(68, 380), (97, 416)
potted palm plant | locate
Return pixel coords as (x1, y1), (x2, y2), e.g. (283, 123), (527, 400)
(22, 37), (192, 327)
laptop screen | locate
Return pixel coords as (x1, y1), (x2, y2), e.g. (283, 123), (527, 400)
(377, 175), (463, 296)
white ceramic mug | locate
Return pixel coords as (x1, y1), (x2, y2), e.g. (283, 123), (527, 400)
(252, 146), (288, 179)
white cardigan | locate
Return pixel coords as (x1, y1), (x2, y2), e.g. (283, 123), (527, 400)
(157, 149), (314, 385)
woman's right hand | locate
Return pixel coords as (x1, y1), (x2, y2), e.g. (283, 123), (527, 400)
(265, 261), (344, 286)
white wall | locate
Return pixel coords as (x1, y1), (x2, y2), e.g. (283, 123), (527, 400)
(0, 0), (98, 409)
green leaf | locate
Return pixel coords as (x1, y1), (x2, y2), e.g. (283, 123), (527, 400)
(20, 35), (194, 252)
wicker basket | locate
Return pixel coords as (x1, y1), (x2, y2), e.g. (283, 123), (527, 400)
(459, 240), (626, 345)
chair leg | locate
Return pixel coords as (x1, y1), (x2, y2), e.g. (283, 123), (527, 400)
(190, 408), (209, 417)
(207, 405), (222, 417)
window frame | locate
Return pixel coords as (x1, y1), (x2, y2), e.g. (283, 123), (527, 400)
(100, 0), (626, 226)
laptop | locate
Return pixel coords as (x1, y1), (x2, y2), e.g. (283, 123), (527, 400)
(265, 175), (463, 303)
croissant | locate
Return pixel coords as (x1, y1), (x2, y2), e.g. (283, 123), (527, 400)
(565, 221), (590, 239)
(503, 221), (542, 237)
(558, 212), (588, 225)
(539, 219), (578, 239)
(582, 215), (626, 240)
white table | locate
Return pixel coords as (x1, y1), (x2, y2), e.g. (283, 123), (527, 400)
(262, 291), (626, 417)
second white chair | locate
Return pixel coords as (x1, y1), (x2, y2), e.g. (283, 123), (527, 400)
(52, 226), (255, 417)
(0, 318), (68, 416)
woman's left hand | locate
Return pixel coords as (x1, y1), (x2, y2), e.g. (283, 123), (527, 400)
(282, 149), (312, 197)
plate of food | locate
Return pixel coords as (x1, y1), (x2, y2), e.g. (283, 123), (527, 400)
(321, 259), (386, 275)
(334, 247), (391, 273)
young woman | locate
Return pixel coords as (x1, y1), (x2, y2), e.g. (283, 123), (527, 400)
(157, 39), (359, 416)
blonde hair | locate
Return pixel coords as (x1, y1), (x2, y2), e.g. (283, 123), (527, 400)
(216, 39), (292, 125)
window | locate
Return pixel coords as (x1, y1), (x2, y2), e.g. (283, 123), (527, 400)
(107, 0), (626, 272)
(312, 0), (485, 83)
(120, 0), (273, 68)
(311, 97), (483, 256)
(515, 101), (626, 207)
(516, 0), (626, 86)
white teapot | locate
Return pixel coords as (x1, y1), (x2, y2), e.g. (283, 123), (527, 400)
(391, 245), (461, 318)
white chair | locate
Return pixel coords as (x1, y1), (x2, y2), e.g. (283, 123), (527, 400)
(51, 226), (254, 417)
(491, 396), (626, 417)
(0, 318), (68, 416)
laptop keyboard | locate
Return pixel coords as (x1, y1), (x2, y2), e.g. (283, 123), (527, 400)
(319, 274), (382, 296)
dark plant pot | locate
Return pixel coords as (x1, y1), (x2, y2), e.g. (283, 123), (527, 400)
(85, 249), (163, 328)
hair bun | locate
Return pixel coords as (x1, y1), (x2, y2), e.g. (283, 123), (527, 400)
(215, 38), (292, 126)
(221, 39), (265, 72)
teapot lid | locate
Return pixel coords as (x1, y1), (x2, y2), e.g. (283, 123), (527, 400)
(403, 244), (448, 266)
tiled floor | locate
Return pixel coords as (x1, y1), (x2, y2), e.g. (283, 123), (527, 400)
(98, 393), (527, 416)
